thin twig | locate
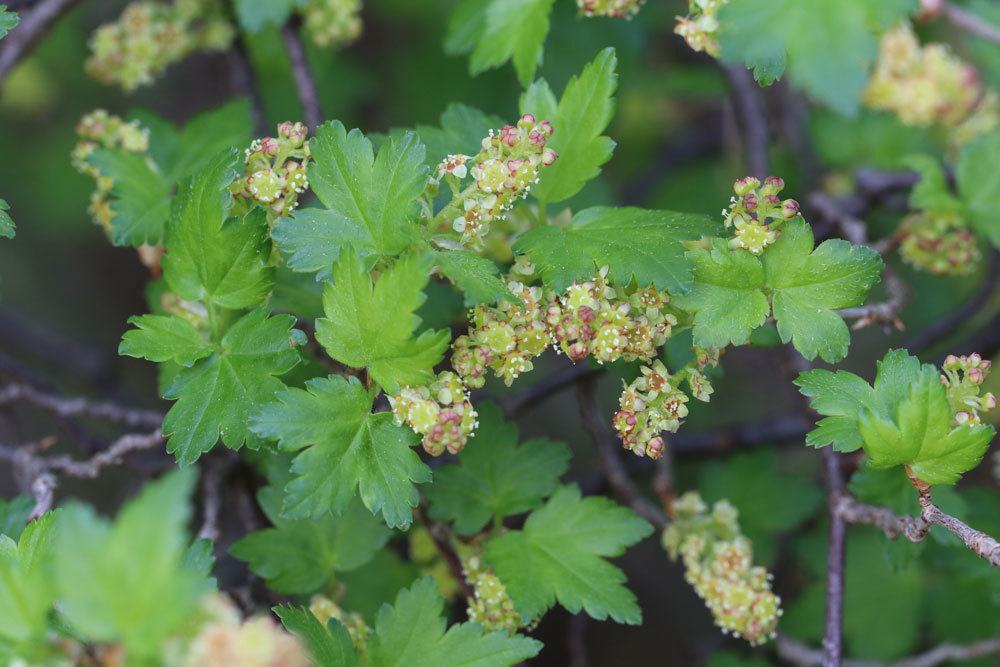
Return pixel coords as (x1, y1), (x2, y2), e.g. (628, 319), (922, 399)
(281, 19), (322, 130)
(44, 429), (164, 478)
(723, 63), (769, 179)
(0, 0), (80, 84)
(567, 613), (589, 667)
(777, 633), (1000, 667)
(575, 380), (668, 530)
(0, 382), (164, 428)
(494, 363), (604, 419)
(820, 448), (847, 667)
(928, 0), (1000, 44)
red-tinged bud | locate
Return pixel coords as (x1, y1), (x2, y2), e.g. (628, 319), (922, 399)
(520, 113), (536, 126)
(984, 393), (998, 410)
(647, 436), (665, 458)
(260, 136), (279, 157)
(734, 176), (760, 196)
(969, 367), (985, 385)
(742, 193), (758, 212)
(542, 148), (558, 165)
(500, 125), (519, 146)
(539, 120), (554, 135)
(760, 176), (784, 196)
(781, 198), (800, 219)
(764, 194), (780, 207)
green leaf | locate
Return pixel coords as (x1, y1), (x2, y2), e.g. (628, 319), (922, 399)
(275, 605), (360, 667)
(719, 0), (915, 115)
(680, 220), (881, 361)
(485, 485), (653, 624)
(339, 549), (420, 622)
(289, 121), (427, 265)
(531, 48), (618, 205)
(161, 99), (254, 184)
(0, 7), (18, 39)
(673, 239), (769, 347)
(251, 375), (431, 529)
(0, 199), (13, 239)
(272, 208), (371, 277)
(798, 349), (995, 484)
(859, 371), (994, 485)
(416, 103), (504, 168)
(514, 206), (720, 293)
(763, 218), (882, 362)
(164, 157), (275, 310)
(0, 496), (32, 540)
(435, 250), (516, 307)
(444, 0), (490, 55)
(119, 314), (212, 367)
(161, 309), (300, 464)
(519, 79), (558, 121)
(234, 0), (300, 32)
(316, 251), (449, 392)
(698, 450), (822, 563)
(53, 470), (209, 658)
(231, 486), (391, 594)
(956, 130), (1000, 247)
(427, 402), (570, 535)
(87, 149), (172, 246)
(469, 0), (556, 86)
(0, 512), (56, 647)
(904, 155), (963, 215)
(366, 577), (542, 667)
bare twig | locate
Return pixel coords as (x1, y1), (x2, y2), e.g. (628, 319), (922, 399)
(575, 381), (668, 530)
(0, 382), (164, 428)
(723, 63), (769, 179)
(923, 0), (1000, 45)
(777, 633), (1000, 667)
(494, 363), (603, 419)
(820, 448), (847, 667)
(197, 453), (238, 541)
(0, 0), (80, 84)
(567, 613), (589, 667)
(45, 429), (164, 478)
(281, 19), (322, 130)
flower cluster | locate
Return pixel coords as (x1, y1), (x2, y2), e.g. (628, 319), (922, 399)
(233, 121), (312, 220)
(72, 110), (151, 233)
(452, 270), (677, 388)
(614, 361), (689, 459)
(941, 353), (997, 425)
(86, 0), (234, 92)
(898, 211), (980, 276)
(578, 0), (646, 19)
(389, 371), (479, 456)
(463, 556), (522, 634)
(662, 492), (781, 646)
(301, 0), (363, 48)
(310, 595), (371, 652)
(436, 114), (557, 248)
(864, 24), (999, 145)
(179, 594), (309, 667)
(724, 176), (800, 255)
(674, 0), (727, 56)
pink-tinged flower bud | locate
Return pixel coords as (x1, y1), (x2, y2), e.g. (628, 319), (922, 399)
(528, 129), (545, 146)
(955, 410), (971, 424)
(734, 176), (760, 196)
(520, 113), (536, 126)
(542, 148), (558, 165)
(981, 359), (992, 372)
(567, 341), (589, 361)
(760, 175), (784, 196)
(764, 194), (780, 207)
(983, 393), (998, 410)
(500, 125), (519, 147)
(944, 354), (960, 369)
(969, 353), (982, 366)
(260, 136), (280, 157)
(742, 193), (758, 212)
(781, 198), (800, 219)
(647, 436), (665, 459)
(539, 120), (554, 136)
(968, 367), (985, 385)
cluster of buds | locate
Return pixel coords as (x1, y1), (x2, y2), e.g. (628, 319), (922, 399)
(453, 272), (678, 388)
(180, 594), (310, 667)
(86, 0), (234, 91)
(725, 176), (799, 255)
(233, 121), (311, 219)
(463, 556), (522, 635)
(310, 595), (371, 652)
(437, 114), (557, 248)
(389, 371), (479, 456)
(864, 24), (999, 144)
(301, 0), (363, 48)
(674, 0), (728, 56)
(898, 211), (980, 276)
(613, 361), (694, 459)
(72, 110), (151, 232)
(662, 493), (781, 646)
(578, 0), (646, 19)
(941, 353), (997, 425)
(452, 281), (550, 387)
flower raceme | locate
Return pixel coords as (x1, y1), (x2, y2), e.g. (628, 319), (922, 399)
(662, 492), (781, 646)
(435, 114), (557, 249)
(898, 211), (980, 276)
(463, 556), (523, 635)
(390, 371), (479, 456)
(674, 0), (728, 56)
(725, 175), (800, 255)
(234, 121), (312, 219)
(577, 0), (646, 19)
(301, 0), (363, 48)
(941, 353), (997, 425)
